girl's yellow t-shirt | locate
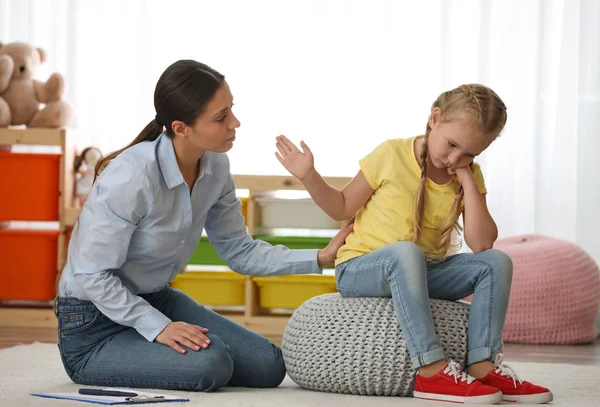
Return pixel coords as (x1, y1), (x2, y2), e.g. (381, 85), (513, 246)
(335, 136), (486, 265)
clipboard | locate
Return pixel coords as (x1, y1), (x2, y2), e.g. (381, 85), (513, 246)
(31, 388), (189, 405)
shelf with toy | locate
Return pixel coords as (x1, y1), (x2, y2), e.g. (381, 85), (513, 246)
(1, 40), (75, 298)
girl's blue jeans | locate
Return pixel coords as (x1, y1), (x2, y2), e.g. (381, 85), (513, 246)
(335, 242), (513, 368)
(55, 286), (286, 391)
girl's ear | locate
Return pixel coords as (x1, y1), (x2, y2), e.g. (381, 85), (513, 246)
(429, 107), (442, 129)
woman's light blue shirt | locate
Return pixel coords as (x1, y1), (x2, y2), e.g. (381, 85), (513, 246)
(59, 133), (321, 341)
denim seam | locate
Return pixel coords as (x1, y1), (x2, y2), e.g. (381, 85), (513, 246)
(386, 260), (425, 360)
(440, 257), (496, 355)
(56, 337), (75, 378)
(487, 267), (494, 352)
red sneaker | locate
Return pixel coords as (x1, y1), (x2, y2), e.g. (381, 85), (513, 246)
(414, 360), (502, 404)
(478, 354), (553, 404)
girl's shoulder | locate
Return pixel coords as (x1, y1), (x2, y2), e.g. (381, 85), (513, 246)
(375, 136), (419, 163)
(375, 137), (417, 152)
(379, 136), (418, 152)
(361, 137), (419, 181)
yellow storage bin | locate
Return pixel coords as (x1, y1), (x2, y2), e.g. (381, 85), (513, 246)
(170, 271), (246, 306)
(253, 275), (337, 309)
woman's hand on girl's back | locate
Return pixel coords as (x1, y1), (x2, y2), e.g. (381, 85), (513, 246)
(275, 135), (315, 181)
(317, 216), (355, 267)
(156, 322), (211, 354)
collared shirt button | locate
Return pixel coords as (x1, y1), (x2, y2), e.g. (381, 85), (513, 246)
(180, 240), (186, 244)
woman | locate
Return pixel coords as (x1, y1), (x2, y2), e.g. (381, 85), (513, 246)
(55, 59), (353, 392)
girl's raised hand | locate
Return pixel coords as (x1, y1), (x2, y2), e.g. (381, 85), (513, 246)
(275, 135), (314, 181)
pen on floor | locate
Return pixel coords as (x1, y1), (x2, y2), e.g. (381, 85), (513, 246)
(78, 389), (139, 397)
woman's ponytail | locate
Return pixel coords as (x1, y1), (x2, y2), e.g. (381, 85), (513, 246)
(94, 119), (164, 181)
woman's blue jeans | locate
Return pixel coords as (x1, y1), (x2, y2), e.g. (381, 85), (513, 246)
(55, 286), (286, 391)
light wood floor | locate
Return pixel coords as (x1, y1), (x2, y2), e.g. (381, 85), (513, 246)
(1, 326), (599, 366)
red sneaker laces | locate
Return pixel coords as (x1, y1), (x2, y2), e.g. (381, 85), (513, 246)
(493, 353), (524, 388)
(444, 360), (476, 384)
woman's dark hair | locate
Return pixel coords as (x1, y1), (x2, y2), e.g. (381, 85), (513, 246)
(94, 60), (225, 179)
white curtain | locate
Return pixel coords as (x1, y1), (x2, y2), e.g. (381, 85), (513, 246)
(1, 0), (599, 263)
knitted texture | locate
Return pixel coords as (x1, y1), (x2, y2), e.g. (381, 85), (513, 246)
(282, 293), (470, 396)
(495, 235), (600, 344)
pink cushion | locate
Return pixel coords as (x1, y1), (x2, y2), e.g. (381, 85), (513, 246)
(493, 235), (600, 344)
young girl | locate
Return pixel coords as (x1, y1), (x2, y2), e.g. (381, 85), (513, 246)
(275, 84), (552, 405)
(55, 60), (353, 392)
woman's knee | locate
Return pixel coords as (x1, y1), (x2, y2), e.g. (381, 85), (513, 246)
(247, 345), (286, 388)
(190, 334), (234, 391)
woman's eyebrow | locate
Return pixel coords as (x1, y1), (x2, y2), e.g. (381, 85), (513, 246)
(212, 107), (229, 118)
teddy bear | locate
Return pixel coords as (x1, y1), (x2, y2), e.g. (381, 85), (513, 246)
(0, 41), (74, 128)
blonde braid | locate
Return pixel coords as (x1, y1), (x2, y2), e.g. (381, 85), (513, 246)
(436, 179), (465, 259)
(412, 133), (429, 242)
(461, 85), (483, 117)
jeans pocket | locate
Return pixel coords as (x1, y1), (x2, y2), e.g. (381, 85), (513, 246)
(338, 287), (363, 298)
(60, 311), (100, 335)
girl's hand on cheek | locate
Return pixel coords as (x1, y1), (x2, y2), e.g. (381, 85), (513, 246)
(453, 166), (475, 185)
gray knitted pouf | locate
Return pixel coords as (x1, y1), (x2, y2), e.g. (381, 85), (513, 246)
(282, 293), (470, 396)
